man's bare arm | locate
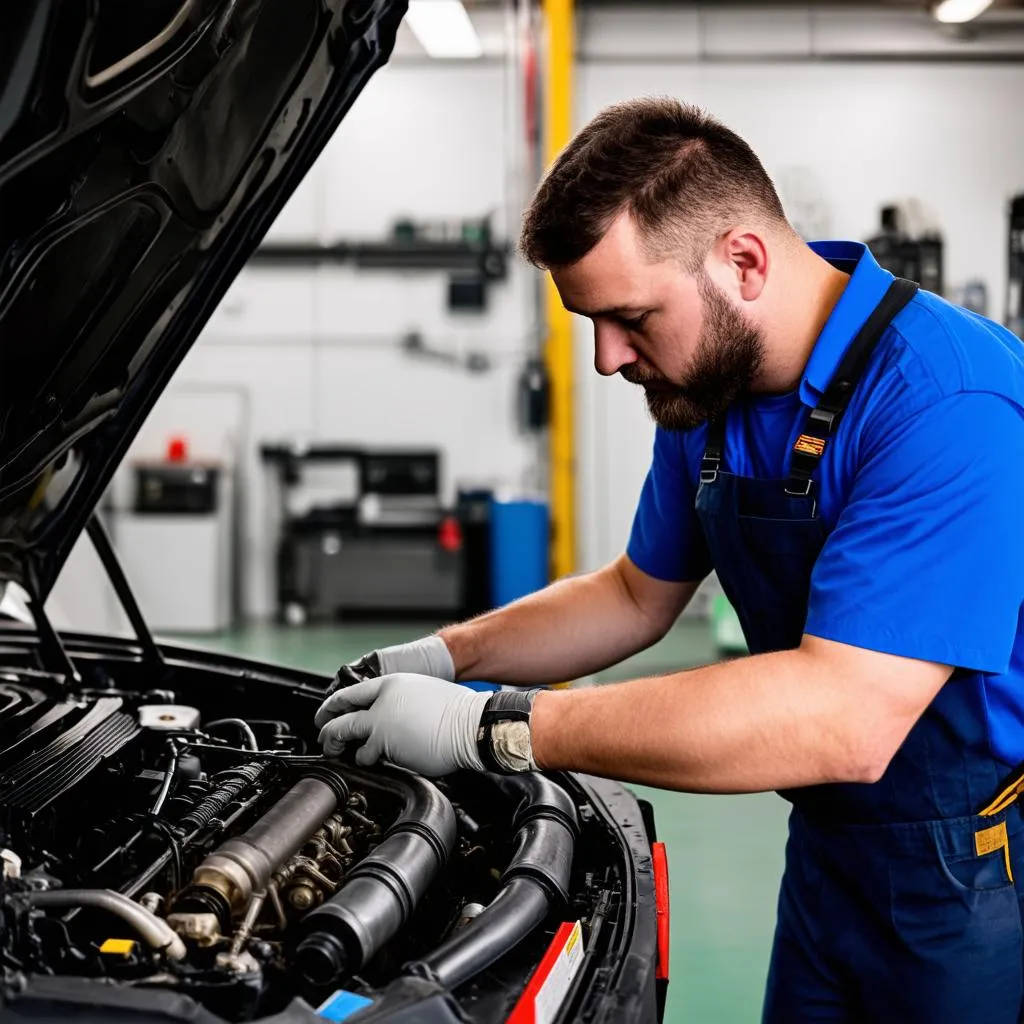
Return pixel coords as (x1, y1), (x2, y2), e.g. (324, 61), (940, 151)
(439, 555), (698, 686)
(530, 635), (952, 791)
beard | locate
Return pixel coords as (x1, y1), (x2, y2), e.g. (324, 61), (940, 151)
(620, 271), (765, 432)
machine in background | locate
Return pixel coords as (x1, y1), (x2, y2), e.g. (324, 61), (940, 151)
(115, 443), (236, 633)
(866, 203), (944, 295)
(261, 445), (492, 624)
(1008, 193), (1024, 340)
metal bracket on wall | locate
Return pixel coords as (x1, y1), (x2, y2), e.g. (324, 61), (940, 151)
(249, 237), (509, 312)
(249, 239), (508, 279)
(400, 332), (491, 374)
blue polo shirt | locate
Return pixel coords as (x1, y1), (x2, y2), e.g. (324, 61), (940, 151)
(627, 240), (1024, 766)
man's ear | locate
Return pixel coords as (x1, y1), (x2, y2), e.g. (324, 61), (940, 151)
(722, 229), (769, 301)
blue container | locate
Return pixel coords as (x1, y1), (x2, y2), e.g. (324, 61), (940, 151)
(490, 499), (549, 608)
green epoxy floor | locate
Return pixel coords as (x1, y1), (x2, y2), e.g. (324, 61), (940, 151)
(161, 619), (788, 1023)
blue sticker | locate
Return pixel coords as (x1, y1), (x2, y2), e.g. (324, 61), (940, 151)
(317, 989), (374, 1021)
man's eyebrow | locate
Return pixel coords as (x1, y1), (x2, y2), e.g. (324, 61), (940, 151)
(563, 303), (642, 318)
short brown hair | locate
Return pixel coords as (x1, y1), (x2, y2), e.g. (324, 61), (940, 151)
(519, 97), (787, 271)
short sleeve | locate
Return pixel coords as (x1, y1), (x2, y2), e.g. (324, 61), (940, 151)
(805, 393), (1024, 673)
(626, 428), (713, 583)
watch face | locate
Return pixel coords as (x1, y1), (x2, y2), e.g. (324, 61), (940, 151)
(492, 720), (536, 773)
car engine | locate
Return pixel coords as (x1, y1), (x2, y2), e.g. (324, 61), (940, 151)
(0, 673), (594, 1021)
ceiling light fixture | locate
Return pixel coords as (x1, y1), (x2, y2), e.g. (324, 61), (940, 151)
(932, 0), (994, 24)
(406, 0), (483, 59)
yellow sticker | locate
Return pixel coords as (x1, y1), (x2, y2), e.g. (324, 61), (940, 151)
(975, 820), (1014, 883)
(99, 938), (136, 957)
(975, 820), (1008, 857)
(565, 920), (582, 955)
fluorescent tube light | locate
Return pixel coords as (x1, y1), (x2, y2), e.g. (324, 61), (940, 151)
(933, 0), (994, 24)
(406, 1), (483, 59)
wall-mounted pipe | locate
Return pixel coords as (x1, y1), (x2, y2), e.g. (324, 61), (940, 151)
(543, 0), (576, 581)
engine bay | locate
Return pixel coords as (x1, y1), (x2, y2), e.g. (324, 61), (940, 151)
(0, 655), (644, 1023)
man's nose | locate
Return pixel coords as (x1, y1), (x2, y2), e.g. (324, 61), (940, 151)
(593, 324), (637, 377)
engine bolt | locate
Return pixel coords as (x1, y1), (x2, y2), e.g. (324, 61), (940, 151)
(289, 885), (317, 910)
(139, 892), (163, 914)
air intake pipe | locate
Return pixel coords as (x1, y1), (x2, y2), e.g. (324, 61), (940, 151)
(295, 767), (456, 987)
(404, 774), (578, 991)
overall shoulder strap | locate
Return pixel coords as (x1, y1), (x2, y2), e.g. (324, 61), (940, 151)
(785, 277), (919, 497)
(700, 416), (727, 484)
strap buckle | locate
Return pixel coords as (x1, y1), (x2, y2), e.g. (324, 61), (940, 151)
(701, 418), (726, 486)
(808, 407), (838, 433)
(699, 451), (720, 484)
(784, 478), (813, 498)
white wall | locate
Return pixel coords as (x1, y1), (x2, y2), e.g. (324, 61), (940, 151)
(576, 8), (1024, 572)
(111, 60), (540, 621)
(66, 7), (1024, 624)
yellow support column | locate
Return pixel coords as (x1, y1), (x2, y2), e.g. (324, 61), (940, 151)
(542, 0), (575, 579)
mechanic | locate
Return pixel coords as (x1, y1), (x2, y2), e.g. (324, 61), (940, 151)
(314, 98), (1024, 1022)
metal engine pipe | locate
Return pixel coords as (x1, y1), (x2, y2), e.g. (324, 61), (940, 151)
(173, 769), (348, 928)
(28, 890), (187, 961)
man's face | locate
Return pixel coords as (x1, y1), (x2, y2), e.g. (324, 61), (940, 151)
(551, 213), (765, 431)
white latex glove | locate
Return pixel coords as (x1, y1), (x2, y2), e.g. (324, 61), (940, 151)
(328, 636), (455, 694)
(315, 674), (488, 778)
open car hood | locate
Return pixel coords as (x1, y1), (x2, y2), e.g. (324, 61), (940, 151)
(0, 0), (406, 601)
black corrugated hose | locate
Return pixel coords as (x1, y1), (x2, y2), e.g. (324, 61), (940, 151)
(402, 773), (579, 991)
(294, 766), (457, 987)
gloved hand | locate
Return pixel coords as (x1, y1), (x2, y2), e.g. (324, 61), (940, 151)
(315, 673), (488, 777)
(328, 636), (455, 694)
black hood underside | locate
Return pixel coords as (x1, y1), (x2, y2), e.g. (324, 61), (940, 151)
(0, 0), (406, 600)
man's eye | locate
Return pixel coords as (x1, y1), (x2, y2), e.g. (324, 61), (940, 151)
(620, 313), (649, 331)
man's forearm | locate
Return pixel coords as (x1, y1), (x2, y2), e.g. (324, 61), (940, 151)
(530, 645), (936, 792)
(439, 561), (692, 685)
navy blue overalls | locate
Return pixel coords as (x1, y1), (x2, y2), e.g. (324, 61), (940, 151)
(695, 279), (1024, 1022)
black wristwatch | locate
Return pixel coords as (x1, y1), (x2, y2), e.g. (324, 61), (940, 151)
(476, 689), (538, 774)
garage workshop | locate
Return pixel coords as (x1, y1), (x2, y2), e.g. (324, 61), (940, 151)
(3, 1), (1024, 1022)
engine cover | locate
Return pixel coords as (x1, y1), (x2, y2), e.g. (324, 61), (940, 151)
(0, 681), (141, 853)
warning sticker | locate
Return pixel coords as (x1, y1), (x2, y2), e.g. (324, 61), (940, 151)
(507, 920), (585, 1024)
